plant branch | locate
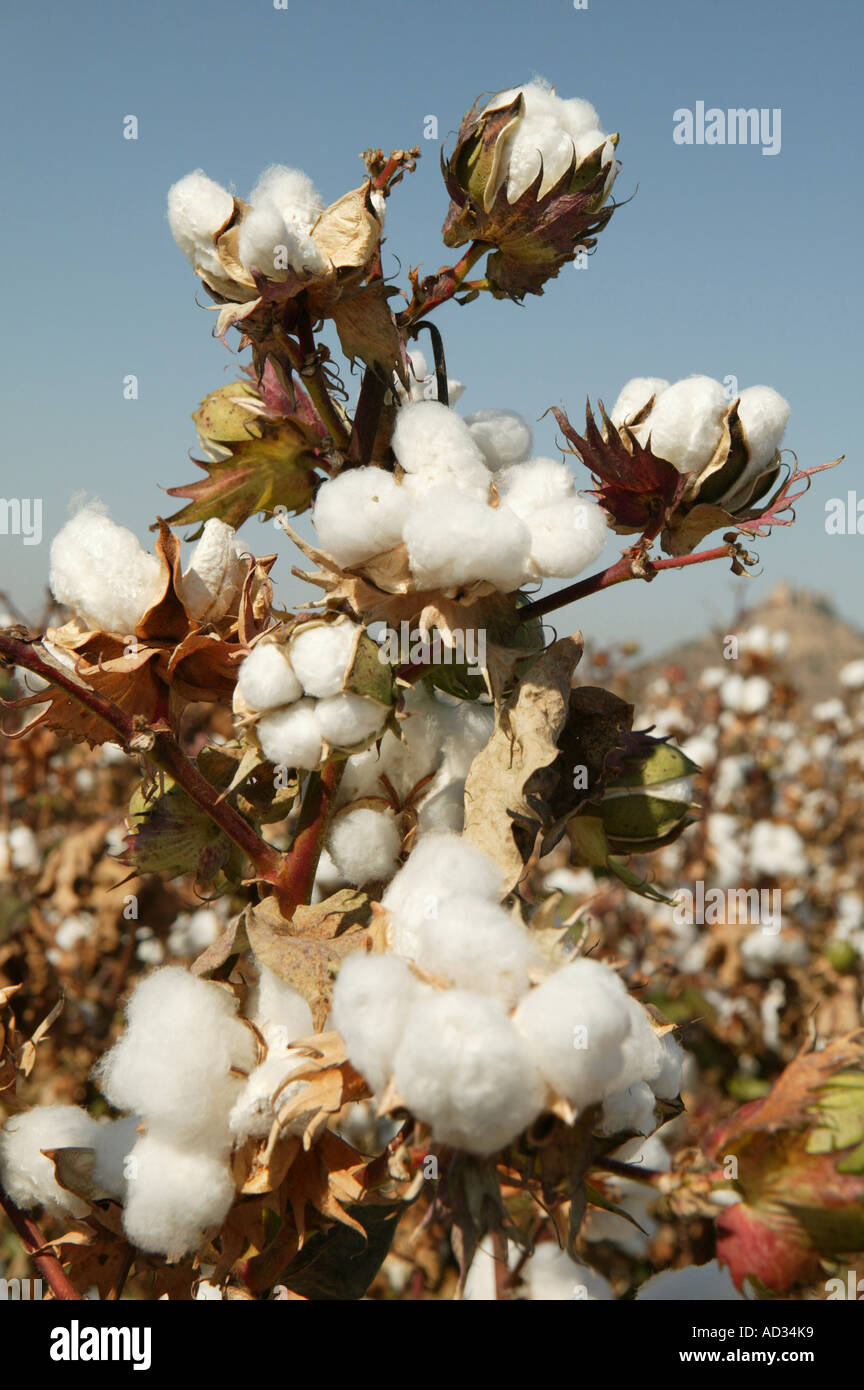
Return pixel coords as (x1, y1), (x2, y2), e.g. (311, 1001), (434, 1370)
(0, 1182), (81, 1300)
(275, 312), (350, 450)
(399, 242), (490, 327)
(276, 760), (345, 916)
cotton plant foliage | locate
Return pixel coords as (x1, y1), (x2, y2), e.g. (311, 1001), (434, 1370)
(0, 70), (844, 1305)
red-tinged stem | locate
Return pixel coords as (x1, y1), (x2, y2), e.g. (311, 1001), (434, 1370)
(0, 1183), (81, 1300)
(276, 761), (345, 916)
(0, 633), (286, 893)
(346, 368), (388, 469)
(518, 541), (736, 623)
(399, 242), (490, 327)
(275, 314), (350, 451)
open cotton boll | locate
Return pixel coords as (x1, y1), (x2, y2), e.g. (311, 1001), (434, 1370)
(402, 487), (531, 593)
(121, 1132), (235, 1258)
(50, 505), (165, 635)
(599, 1082), (657, 1138)
(257, 698), (324, 770)
(0, 1105), (103, 1216)
(521, 1242), (613, 1301)
(316, 693), (387, 749)
(96, 968), (255, 1148)
(180, 519), (247, 623)
(312, 468), (411, 566)
(463, 409), (533, 471)
(288, 622), (358, 698)
(720, 673), (771, 714)
(328, 807), (402, 885)
(0, 825), (40, 874)
(652, 1030), (685, 1100)
(636, 1261), (744, 1301)
(249, 962), (314, 1048)
(414, 780), (467, 835)
(610, 377), (670, 430)
(525, 495), (608, 578)
(331, 952), (421, 1095)
(608, 996), (665, 1094)
(748, 820), (805, 878)
(228, 1053), (310, 1140)
(393, 989), (545, 1155)
(91, 1113), (142, 1199)
(382, 832), (504, 958)
(237, 642), (303, 712)
(413, 895), (539, 1006)
(237, 202), (294, 278)
(248, 165), (324, 232)
(736, 385), (790, 471)
(644, 375), (727, 474)
(167, 170), (234, 270)
(392, 401), (489, 481)
(497, 457), (576, 518)
(513, 959), (634, 1110)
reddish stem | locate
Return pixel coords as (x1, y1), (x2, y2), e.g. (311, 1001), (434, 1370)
(518, 541), (735, 623)
(275, 761), (345, 916)
(399, 242), (489, 327)
(0, 1183), (81, 1300)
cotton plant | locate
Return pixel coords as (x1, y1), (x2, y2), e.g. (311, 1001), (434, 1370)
(0, 73), (844, 1303)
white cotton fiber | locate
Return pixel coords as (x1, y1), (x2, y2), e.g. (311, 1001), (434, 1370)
(167, 170), (234, 274)
(599, 1082), (657, 1138)
(402, 486), (531, 593)
(652, 1031), (685, 1100)
(0, 1105), (103, 1216)
(415, 781), (467, 835)
(748, 820), (805, 878)
(121, 1131), (235, 1258)
(720, 673), (771, 714)
(257, 698), (324, 770)
(414, 895), (538, 1005)
(50, 504), (165, 635)
(382, 832), (504, 959)
(248, 165), (324, 232)
(401, 349), (465, 406)
(513, 959), (634, 1109)
(228, 1053), (309, 1140)
(316, 693), (388, 749)
(1, 824), (41, 873)
(237, 642), (303, 712)
(636, 1261), (744, 1301)
(392, 989), (546, 1155)
(331, 952), (421, 1094)
(249, 962), (314, 1048)
(312, 468), (411, 566)
(180, 519), (247, 623)
(610, 378), (670, 430)
(644, 376), (727, 474)
(610, 995), (665, 1094)
(392, 401), (490, 490)
(522, 1242), (614, 1301)
(96, 968), (255, 1149)
(327, 807), (402, 884)
(497, 458), (576, 517)
(464, 410), (533, 471)
(237, 201), (292, 278)
(288, 622), (358, 698)
(525, 495), (608, 578)
(485, 81), (613, 205)
(736, 385), (790, 471)
(91, 1113), (141, 1199)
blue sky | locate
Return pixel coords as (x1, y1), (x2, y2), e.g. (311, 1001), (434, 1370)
(1, 0), (860, 652)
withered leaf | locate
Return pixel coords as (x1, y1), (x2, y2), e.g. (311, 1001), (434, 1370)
(245, 895), (373, 1030)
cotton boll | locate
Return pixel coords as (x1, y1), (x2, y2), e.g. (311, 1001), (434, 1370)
(257, 698), (324, 771)
(167, 170), (234, 270)
(644, 376), (727, 474)
(740, 929), (809, 979)
(525, 495), (608, 578)
(392, 401), (490, 488)
(610, 377), (670, 430)
(327, 807), (402, 884)
(331, 952), (421, 1095)
(288, 622), (359, 698)
(736, 386), (790, 471)
(506, 113), (577, 200)
(652, 1031), (685, 1100)
(414, 780), (466, 835)
(463, 409), (533, 470)
(402, 486), (531, 593)
(636, 1261), (744, 1301)
(237, 202), (294, 278)
(382, 832), (504, 959)
(248, 165), (324, 232)
(316, 693), (388, 749)
(312, 468), (411, 566)
(513, 959), (633, 1109)
(237, 642), (303, 712)
(228, 1053), (310, 1140)
(91, 1114), (141, 1199)
(248, 962), (314, 1049)
(50, 505), (165, 635)
(720, 673), (772, 714)
(392, 989), (546, 1154)
(437, 700), (495, 779)
(413, 895), (539, 1006)
(610, 996), (665, 1094)
(839, 659), (864, 691)
(180, 519), (247, 623)
(748, 820), (805, 878)
(0, 825), (41, 875)
(122, 1131), (235, 1258)
(497, 457), (576, 517)
(599, 1082), (657, 1138)
(0, 1105), (103, 1216)
(521, 1242), (613, 1301)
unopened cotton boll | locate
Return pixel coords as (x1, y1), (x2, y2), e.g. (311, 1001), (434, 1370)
(312, 468), (411, 566)
(736, 386), (790, 472)
(393, 989), (546, 1154)
(228, 1053), (310, 1139)
(382, 832), (504, 959)
(463, 409), (532, 470)
(180, 519), (247, 623)
(610, 377), (670, 430)
(392, 401), (489, 485)
(402, 486), (531, 593)
(414, 895), (539, 1006)
(331, 952), (421, 1095)
(167, 170), (234, 272)
(513, 959), (634, 1110)
(0, 1105), (103, 1216)
(121, 1132), (235, 1258)
(316, 693), (387, 749)
(525, 496), (608, 578)
(257, 698), (324, 770)
(50, 505), (165, 635)
(288, 622), (358, 698)
(327, 807), (402, 885)
(237, 642), (303, 712)
(644, 376), (727, 474)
